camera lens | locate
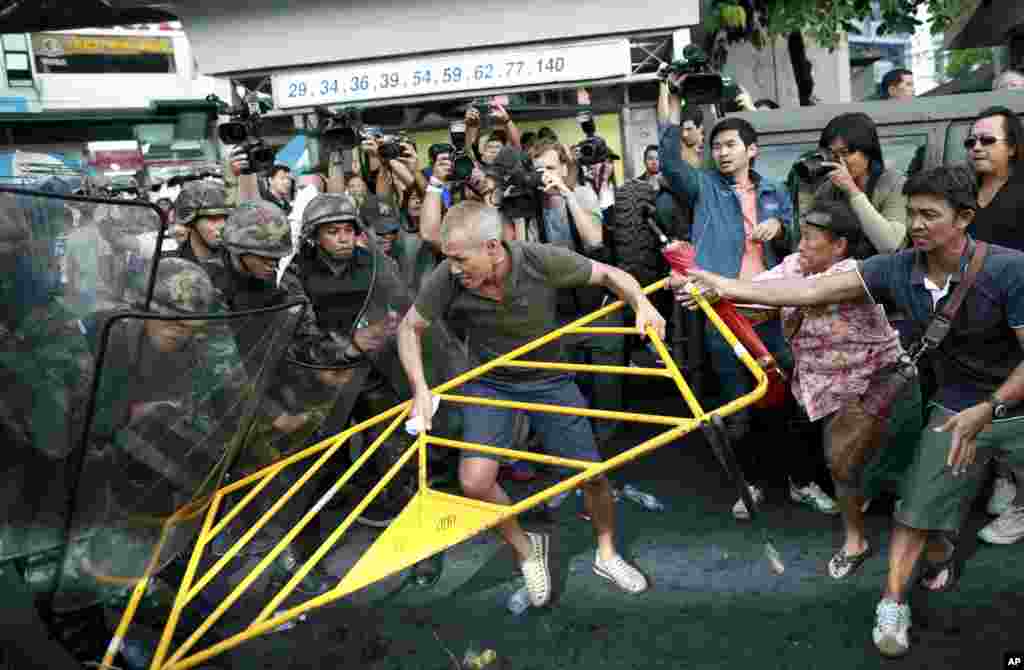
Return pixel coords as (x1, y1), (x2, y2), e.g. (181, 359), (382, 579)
(218, 122), (248, 145)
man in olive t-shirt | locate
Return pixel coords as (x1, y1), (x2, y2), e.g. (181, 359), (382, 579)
(398, 201), (665, 610)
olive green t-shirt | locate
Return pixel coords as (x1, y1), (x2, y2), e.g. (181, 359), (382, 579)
(415, 241), (593, 382)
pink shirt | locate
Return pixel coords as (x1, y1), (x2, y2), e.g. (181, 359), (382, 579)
(736, 183), (766, 280)
(755, 254), (903, 421)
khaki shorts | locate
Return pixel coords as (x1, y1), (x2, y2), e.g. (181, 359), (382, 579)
(895, 405), (1024, 533)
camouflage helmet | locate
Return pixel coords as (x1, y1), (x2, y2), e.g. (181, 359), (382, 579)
(146, 258), (217, 315)
(222, 200), (293, 259)
(175, 180), (230, 227)
(300, 193), (360, 242)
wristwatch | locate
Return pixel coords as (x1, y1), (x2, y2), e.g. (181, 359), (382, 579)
(988, 393), (1011, 419)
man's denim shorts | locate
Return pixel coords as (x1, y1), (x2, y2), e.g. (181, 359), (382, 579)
(458, 374), (601, 464)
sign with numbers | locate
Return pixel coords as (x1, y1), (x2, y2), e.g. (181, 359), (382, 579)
(271, 39), (630, 110)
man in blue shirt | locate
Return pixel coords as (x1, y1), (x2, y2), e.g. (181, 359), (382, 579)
(676, 165), (1024, 659)
(658, 73), (807, 518)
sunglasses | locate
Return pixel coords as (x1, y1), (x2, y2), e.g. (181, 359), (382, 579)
(964, 135), (1007, 150)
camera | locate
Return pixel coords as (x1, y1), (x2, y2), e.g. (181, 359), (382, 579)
(321, 110), (364, 152)
(658, 45), (740, 105)
(574, 111), (610, 168)
(216, 93), (275, 174)
(376, 136), (403, 162)
(793, 150), (837, 183)
(448, 121), (475, 182)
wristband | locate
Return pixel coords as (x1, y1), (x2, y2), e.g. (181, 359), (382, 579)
(429, 176), (445, 188)
(427, 185), (445, 195)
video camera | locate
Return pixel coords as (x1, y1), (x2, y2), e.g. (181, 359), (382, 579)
(490, 146), (543, 220)
(321, 110), (364, 152)
(215, 93), (275, 174)
(574, 111), (610, 167)
(658, 45), (739, 105)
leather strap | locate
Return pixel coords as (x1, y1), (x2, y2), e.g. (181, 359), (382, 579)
(915, 240), (988, 358)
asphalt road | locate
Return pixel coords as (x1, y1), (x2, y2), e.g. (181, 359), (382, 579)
(145, 377), (1024, 670)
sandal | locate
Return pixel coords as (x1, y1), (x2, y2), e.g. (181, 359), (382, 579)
(828, 543), (874, 580)
(918, 538), (960, 593)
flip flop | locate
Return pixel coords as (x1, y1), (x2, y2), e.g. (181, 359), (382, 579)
(828, 543), (874, 580)
(918, 538), (960, 593)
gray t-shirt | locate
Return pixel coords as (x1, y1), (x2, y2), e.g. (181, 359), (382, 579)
(415, 241), (593, 382)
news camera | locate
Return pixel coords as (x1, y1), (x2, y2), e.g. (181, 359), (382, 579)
(489, 146), (543, 220)
(658, 45), (740, 105)
(214, 93), (275, 174)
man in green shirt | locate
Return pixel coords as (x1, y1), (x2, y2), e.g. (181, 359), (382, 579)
(398, 201), (665, 610)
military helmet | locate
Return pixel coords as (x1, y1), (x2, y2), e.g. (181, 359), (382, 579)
(300, 193), (360, 242)
(145, 258), (217, 315)
(222, 200), (293, 259)
(175, 180), (230, 227)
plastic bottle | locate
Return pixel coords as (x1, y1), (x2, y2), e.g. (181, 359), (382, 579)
(271, 611), (307, 633)
(622, 484), (666, 511)
(506, 582), (531, 615)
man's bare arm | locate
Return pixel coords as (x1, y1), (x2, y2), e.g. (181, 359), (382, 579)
(398, 305), (432, 394)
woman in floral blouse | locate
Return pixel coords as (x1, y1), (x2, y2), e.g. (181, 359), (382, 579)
(744, 200), (906, 579)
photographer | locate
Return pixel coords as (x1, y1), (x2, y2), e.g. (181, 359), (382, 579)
(796, 113), (908, 255)
(659, 70), (803, 518)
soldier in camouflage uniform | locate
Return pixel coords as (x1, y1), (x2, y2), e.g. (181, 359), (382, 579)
(173, 180), (231, 265)
(0, 188), (101, 668)
(293, 193), (418, 527)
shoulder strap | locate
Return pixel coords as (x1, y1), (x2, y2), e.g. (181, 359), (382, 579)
(915, 241), (988, 357)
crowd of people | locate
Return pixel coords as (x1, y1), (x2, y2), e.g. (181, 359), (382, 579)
(2, 62), (1024, 667)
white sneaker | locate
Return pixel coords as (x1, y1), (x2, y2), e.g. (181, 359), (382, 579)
(519, 532), (551, 607)
(593, 551), (648, 594)
(872, 598), (911, 657)
(977, 504), (1024, 545)
(986, 476), (1017, 516)
(789, 480), (839, 515)
(732, 485), (764, 520)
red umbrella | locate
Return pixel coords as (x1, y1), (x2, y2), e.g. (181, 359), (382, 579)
(663, 240), (787, 409)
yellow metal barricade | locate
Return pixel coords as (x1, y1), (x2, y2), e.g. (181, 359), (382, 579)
(101, 279), (768, 670)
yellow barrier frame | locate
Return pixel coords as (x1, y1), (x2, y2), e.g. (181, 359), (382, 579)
(97, 279), (767, 670)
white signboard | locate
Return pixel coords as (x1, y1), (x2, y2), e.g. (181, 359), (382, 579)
(271, 39), (631, 110)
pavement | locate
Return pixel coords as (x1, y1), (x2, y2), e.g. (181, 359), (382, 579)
(147, 377), (1024, 670)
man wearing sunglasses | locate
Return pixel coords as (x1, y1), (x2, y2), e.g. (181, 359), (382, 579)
(966, 105), (1024, 546)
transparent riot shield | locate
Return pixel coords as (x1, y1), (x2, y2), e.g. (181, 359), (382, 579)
(52, 301), (306, 614)
(0, 187), (163, 579)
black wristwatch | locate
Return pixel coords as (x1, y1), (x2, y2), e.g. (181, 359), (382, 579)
(988, 393), (1011, 419)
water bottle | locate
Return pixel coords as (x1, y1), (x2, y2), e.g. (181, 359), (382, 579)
(506, 582), (531, 615)
(622, 484), (666, 512)
(271, 611), (307, 632)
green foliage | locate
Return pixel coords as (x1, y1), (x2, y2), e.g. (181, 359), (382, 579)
(707, 0), (973, 51)
(944, 47), (994, 79)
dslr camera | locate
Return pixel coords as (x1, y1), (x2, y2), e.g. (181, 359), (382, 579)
(447, 121), (476, 183)
(793, 149), (837, 183)
(215, 93), (275, 174)
(490, 146), (543, 220)
(658, 45), (740, 105)
(574, 111), (610, 167)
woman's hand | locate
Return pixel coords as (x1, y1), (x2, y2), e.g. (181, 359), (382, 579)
(823, 156), (861, 196)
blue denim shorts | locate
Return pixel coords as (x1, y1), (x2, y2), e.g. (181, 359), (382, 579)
(458, 374), (600, 464)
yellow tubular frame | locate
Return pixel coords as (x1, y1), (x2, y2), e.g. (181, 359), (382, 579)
(96, 278), (767, 670)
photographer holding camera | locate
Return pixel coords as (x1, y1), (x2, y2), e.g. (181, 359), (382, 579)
(465, 101), (522, 164)
(793, 113), (908, 255)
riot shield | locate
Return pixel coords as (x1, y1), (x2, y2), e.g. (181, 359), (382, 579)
(52, 301), (305, 613)
(0, 187), (163, 579)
